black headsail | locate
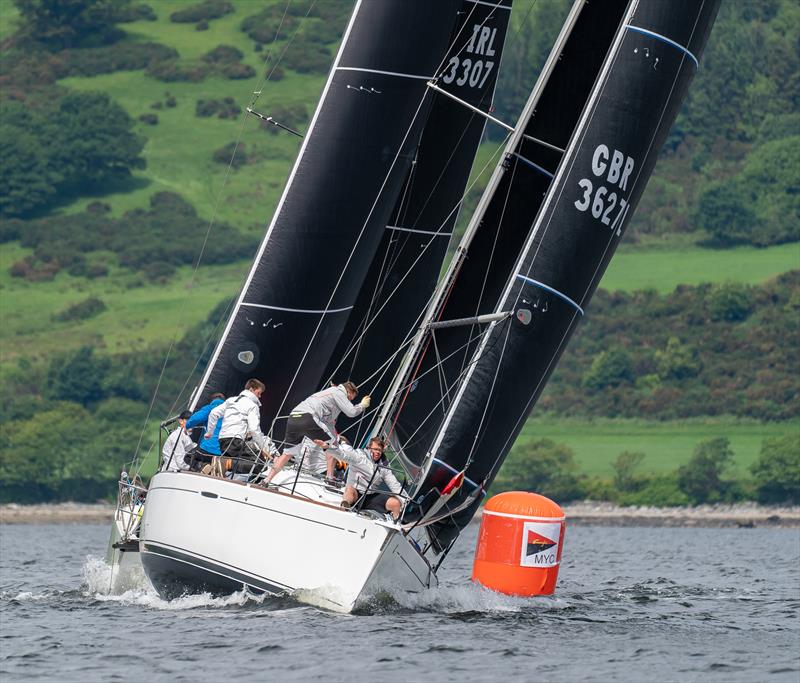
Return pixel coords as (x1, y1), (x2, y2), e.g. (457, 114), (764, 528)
(382, 0), (721, 549)
(320, 0), (513, 444)
(190, 1), (464, 439)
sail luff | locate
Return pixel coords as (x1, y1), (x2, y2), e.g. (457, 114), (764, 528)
(187, 2), (467, 441)
(423, 0), (642, 471)
(414, 0), (722, 544)
(190, 0), (366, 410)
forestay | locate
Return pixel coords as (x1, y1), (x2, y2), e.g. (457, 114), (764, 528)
(378, 0), (721, 551)
(322, 0), (514, 446)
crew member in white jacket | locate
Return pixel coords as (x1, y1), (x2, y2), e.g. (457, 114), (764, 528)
(336, 437), (403, 520)
(263, 381), (370, 485)
(161, 410), (195, 472)
(215, 379), (278, 471)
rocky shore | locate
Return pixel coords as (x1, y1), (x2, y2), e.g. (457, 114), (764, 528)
(1, 501), (798, 527)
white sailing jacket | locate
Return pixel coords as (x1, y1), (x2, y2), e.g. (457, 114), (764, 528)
(292, 385), (364, 438)
(218, 390), (262, 441)
(161, 427), (194, 472)
(335, 442), (402, 494)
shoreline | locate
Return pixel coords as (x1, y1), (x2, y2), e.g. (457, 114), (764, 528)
(1, 501), (798, 527)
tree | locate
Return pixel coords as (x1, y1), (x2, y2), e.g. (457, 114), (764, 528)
(13, 0), (126, 50)
(495, 438), (586, 502)
(612, 451), (646, 493)
(49, 91), (145, 190)
(677, 437), (736, 504)
(655, 337), (703, 380)
(583, 347), (635, 391)
(51, 346), (109, 405)
(0, 124), (62, 217)
(750, 435), (800, 504)
(708, 283), (753, 322)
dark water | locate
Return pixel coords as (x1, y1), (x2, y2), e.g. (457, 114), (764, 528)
(0, 523), (798, 682)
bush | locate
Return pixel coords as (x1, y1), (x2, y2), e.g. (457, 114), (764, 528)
(618, 474), (690, 507)
(51, 347), (109, 406)
(612, 451), (646, 493)
(195, 97), (240, 119)
(52, 297), (107, 322)
(196, 20), (209, 31)
(202, 45), (243, 64)
(220, 62), (255, 80)
(146, 60), (207, 82)
(495, 439), (586, 502)
(655, 337), (702, 380)
(112, 4), (157, 22)
(240, 8), (298, 44)
(583, 347), (635, 391)
(260, 103), (308, 135)
(170, 1), (234, 24)
(677, 437), (736, 504)
(282, 39), (332, 74)
(6, 191), (258, 281)
(750, 435), (800, 504)
(139, 113), (158, 125)
(708, 283), (753, 321)
(61, 42), (178, 77)
(213, 142), (247, 167)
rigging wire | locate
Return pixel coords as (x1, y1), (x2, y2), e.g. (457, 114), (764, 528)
(129, 0), (300, 469)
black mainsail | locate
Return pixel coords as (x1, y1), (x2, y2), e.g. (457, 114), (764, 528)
(320, 0), (513, 444)
(191, 1), (465, 438)
(379, 0), (721, 548)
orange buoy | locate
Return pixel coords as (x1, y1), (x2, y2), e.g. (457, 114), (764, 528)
(472, 491), (565, 596)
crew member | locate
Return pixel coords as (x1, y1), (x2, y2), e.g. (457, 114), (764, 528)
(161, 410), (195, 472)
(264, 381), (369, 485)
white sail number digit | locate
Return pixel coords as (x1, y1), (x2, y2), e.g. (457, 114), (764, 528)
(574, 144), (635, 233)
(442, 56), (494, 89)
(441, 24), (497, 90)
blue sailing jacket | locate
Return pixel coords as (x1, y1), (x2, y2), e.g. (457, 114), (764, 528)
(186, 398), (224, 455)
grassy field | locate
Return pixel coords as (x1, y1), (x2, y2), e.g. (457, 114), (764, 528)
(58, 1), (326, 232)
(516, 416), (800, 478)
(0, 242), (243, 360)
(602, 241), (799, 293)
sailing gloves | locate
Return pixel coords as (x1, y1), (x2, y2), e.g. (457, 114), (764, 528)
(360, 396), (371, 409)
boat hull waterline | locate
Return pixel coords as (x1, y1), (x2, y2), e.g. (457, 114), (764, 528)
(139, 471), (436, 612)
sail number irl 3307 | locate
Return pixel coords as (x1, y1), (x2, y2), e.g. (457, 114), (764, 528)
(441, 24), (498, 90)
(574, 144), (636, 235)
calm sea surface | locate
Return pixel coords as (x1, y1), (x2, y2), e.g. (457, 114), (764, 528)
(0, 523), (798, 682)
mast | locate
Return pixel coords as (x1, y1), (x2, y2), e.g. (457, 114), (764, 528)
(385, 0), (722, 547)
(320, 0), (514, 445)
(190, 1), (464, 440)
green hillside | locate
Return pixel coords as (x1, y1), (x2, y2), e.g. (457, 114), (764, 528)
(0, 0), (797, 505)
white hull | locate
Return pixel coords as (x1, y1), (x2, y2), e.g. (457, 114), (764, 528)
(138, 471), (436, 612)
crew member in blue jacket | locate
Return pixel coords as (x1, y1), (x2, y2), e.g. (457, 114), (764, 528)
(186, 392), (225, 462)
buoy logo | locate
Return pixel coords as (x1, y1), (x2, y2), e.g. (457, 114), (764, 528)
(520, 521), (561, 568)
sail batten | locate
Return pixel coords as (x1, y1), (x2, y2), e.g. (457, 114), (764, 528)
(191, 1), (470, 438)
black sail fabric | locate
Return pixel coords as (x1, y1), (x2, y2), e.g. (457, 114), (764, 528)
(399, 0), (722, 547)
(191, 1), (462, 440)
(321, 0), (514, 446)
(386, 0), (628, 472)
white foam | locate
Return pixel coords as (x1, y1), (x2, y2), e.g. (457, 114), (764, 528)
(364, 581), (570, 614)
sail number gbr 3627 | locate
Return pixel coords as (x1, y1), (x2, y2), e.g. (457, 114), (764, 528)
(574, 144), (636, 235)
(440, 24), (498, 90)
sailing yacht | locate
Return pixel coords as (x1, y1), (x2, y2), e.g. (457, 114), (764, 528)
(110, 0), (720, 612)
